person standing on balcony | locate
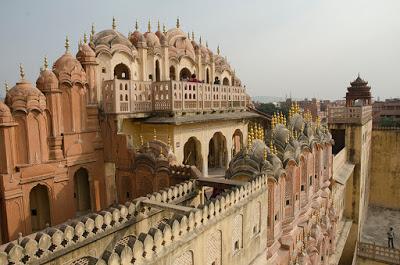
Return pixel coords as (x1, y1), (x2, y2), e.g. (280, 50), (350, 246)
(214, 77), (220, 84)
(387, 227), (395, 248)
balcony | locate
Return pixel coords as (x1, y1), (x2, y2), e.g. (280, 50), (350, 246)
(328, 105), (372, 125)
(102, 80), (248, 115)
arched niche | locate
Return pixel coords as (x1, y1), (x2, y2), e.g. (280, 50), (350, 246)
(183, 137), (203, 171)
(208, 132), (227, 172)
(179, 67), (191, 81)
(30, 184), (51, 232)
(74, 168), (91, 214)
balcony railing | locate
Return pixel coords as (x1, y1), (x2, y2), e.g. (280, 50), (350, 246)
(357, 241), (400, 264)
(328, 105), (372, 125)
(101, 79), (248, 115)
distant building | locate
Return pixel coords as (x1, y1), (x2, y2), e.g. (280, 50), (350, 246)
(372, 98), (400, 126)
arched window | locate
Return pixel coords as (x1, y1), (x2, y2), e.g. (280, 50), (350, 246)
(223, 77), (230, 85)
(179, 68), (191, 81)
(74, 168), (91, 214)
(30, 184), (51, 232)
(170, 65), (176, 81)
(206, 68), (210, 84)
(114, 63), (130, 80)
(155, 60), (161, 82)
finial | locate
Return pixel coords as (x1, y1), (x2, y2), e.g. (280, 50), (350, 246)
(19, 63), (25, 79)
(140, 135), (144, 146)
(135, 20), (139, 31)
(91, 23), (95, 36)
(199, 36), (202, 45)
(192, 31), (195, 41)
(217, 45), (220, 55)
(206, 41), (208, 48)
(157, 20), (160, 31)
(147, 20), (151, 32)
(83, 33), (87, 43)
(4, 81), (8, 92)
(153, 128), (157, 140)
(264, 146), (268, 161)
(44, 56), (48, 70)
(187, 32), (190, 40)
(163, 24), (166, 34)
(112, 17), (116, 30)
(176, 17), (180, 28)
(65, 36), (70, 53)
(167, 135), (171, 148)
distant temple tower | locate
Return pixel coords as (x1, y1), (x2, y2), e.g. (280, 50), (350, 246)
(345, 75), (372, 107)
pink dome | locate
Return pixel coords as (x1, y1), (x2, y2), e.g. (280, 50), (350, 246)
(36, 68), (58, 92)
(53, 52), (86, 84)
(6, 79), (46, 113)
(76, 43), (96, 64)
(144, 31), (161, 48)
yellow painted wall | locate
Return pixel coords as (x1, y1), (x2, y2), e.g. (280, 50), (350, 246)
(369, 129), (400, 209)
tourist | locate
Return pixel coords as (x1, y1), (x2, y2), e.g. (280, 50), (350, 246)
(189, 73), (198, 83)
(214, 76), (220, 84)
(387, 227), (395, 248)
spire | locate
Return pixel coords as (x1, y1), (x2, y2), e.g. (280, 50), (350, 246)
(135, 20), (139, 31)
(91, 23), (95, 36)
(44, 56), (48, 70)
(191, 31), (195, 41)
(157, 20), (160, 31)
(206, 41), (208, 48)
(65, 36), (70, 53)
(19, 63), (25, 79)
(217, 45), (220, 55)
(199, 36), (202, 45)
(4, 81), (8, 92)
(112, 17), (116, 30)
(176, 17), (180, 28)
(163, 23), (166, 34)
(187, 32), (190, 40)
(147, 20), (151, 32)
(83, 33), (87, 44)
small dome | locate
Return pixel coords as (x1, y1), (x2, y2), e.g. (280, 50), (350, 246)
(129, 30), (147, 48)
(155, 30), (167, 46)
(144, 31), (161, 48)
(93, 29), (133, 48)
(289, 113), (305, 132)
(36, 68), (58, 92)
(53, 52), (86, 84)
(0, 100), (11, 119)
(6, 79), (46, 112)
(76, 43), (96, 63)
(273, 124), (290, 145)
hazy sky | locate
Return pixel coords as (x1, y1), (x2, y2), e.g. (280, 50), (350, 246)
(0, 0), (399, 100)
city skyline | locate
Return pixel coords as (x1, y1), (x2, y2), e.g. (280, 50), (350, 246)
(0, 0), (399, 100)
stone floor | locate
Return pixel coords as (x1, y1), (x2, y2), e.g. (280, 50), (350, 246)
(361, 206), (400, 248)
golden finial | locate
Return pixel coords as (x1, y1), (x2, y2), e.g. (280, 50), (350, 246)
(147, 20), (151, 32)
(163, 24), (166, 34)
(176, 17), (180, 28)
(199, 36), (202, 45)
(157, 20), (160, 31)
(44, 56), (48, 70)
(65, 36), (70, 53)
(83, 33), (87, 44)
(264, 146), (268, 161)
(140, 134), (144, 146)
(153, 128), (157, 140)
(159, 146), (164, 158)
(146, 141), (150, 149)
(112, 17), (116, 30)
(19, 63), (25, 79)
(192, 31), (195, 41)
(217, 45), (220, 55)
(91, 23), (95, 36)
(167, 135), (171, 148)
(135, 20), (139, 31)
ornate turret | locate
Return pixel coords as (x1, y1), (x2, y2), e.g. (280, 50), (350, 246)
(346, 74), (372, 107)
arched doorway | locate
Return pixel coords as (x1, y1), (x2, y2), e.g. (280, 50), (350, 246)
(206, 68), (210, 84)
(30, 184), (51, 232)
(179, 68), (191, 81)
(74, 168), (91, 215)
(208, 132), (228, 173)
(114, 63), (130, 80)
(170, 66), (176, 81)
(222, 77), (230, 85)
(232, 129), (243, 156)
(183, 137), (203, 171)
(155, 60), (161, 82)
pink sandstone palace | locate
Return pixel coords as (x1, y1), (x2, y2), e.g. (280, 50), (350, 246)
(0, 18), (381, 265)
